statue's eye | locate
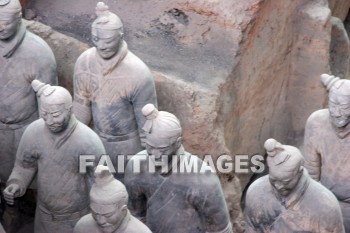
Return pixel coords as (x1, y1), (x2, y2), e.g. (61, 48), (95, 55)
(93, 37), (99, 42)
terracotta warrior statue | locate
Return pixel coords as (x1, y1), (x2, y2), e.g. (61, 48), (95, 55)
(3, 81), (105, 233)
(124, 104), (232, 233)
(245, 138), (344, 232)
(74, 165), (151, 233)
(73, 2), (157, 181)
(304, 73), (350, 231)
(0, 0), (57, 186)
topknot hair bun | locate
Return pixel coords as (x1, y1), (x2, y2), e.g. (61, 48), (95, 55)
(320, 73), (340, 91)
(264, 138), (284, 157)
(142, 104), (159, 120)
(95, 2), (109, 17)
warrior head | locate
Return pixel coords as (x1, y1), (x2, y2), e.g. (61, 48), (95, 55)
(142, 104), (182, 165)
(91, 2), (124, 60)
(90, 165), (128, 233)
(264, 138), (304, 197)
(32, 80), (72, 133)
(0, 0), (22, 40)
(321, 73), (350, 128)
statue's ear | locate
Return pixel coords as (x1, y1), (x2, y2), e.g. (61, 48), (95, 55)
(299, 166), (304, 173)
(67, 105), (73, 112)
(121, 205), (128, 214)
(175, 137), (182, 148)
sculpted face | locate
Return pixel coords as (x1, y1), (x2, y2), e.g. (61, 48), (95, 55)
(269, 166), (302, 197)
(0, 13), (20, 40)
(40, 103), (71, 134)
(146, 134), (181, 167)
(328, 91), (350, 128)
(91, 204), (126, 233)
(92, 28), (123, 60)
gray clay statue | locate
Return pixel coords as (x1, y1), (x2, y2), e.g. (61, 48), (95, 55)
(3, 81), (105, 233)
(74, 165), (152, 233)
(124, 104), (233, 233)
(304, 73), (350, 232)
(244, 138), (345, 233)
(73, 2), (157, 181)
(0, 0), (57, 184)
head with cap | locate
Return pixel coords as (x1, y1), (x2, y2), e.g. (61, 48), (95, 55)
(31, 80), (72, 134)
(264, 138), (304, 197)
(90, 165), (128, 233)
(321, 73), (350, 128)
(91, 2), (124, 60)
(142, 104), (182, 163)
(0, 0), (22, 40)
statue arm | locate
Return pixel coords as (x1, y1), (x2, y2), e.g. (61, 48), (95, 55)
(303, 116), (321, 181)
(6, 126), (38, 196)
(35, 53), (58, 86)
(84, 139), (106, 190)
(132, 74), (158, 147)
(243, 186), (262, 233)
(124, 159), (147, 223)
(318, 199), (345, 233)
(73, 71), (92, 125)
(193, 174), (233, 233)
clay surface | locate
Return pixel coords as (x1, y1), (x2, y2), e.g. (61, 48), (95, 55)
(125, 104), (233, 233)
(3, 81), (106, 233)
(20, 0), (350, 230)
(245, 139), (345, 232)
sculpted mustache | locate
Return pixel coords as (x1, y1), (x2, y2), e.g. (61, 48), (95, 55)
(48, 123), (62, 127)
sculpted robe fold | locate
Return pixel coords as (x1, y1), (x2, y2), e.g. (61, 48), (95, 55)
(0, 22), (57, 182)
(304, 108), (350, 231)
(124, 148), (232, 233)
(7, 115), (106, 233)
(244, 169), (345, 233)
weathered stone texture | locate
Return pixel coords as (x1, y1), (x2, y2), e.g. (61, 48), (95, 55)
(328, 0), (350, 21)
(25, 20), (88, 94)
(24, 0), (350, 231)
(330, 16), (350, 79)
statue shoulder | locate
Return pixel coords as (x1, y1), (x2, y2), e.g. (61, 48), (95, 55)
(75, 47), (97, 71)
(75, 121), (99, 140)
(24, 119), (45, 134)
(125, 151), (149, 173)
(245, 175), (270, 206)
(306, 109), (329, 127)
(305, 179), (344, 228)
(74, 214), (100, 233)
(307, 178), (340, 207)
(126, 215), (152, 233)
(73, 120), (105, 151)
(24, 31), (55, 60)
(123, 51), (152, 78)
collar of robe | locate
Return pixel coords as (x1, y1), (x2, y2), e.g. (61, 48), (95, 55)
(46, 114), (78, 149)
(95, 40), (128, 76)
(114, 210), (131, 233)
(332, 119), (350, 139)
(0, 20), (26, 58)
(272, 169), (310, 209)
(148, 145), (185, 176)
